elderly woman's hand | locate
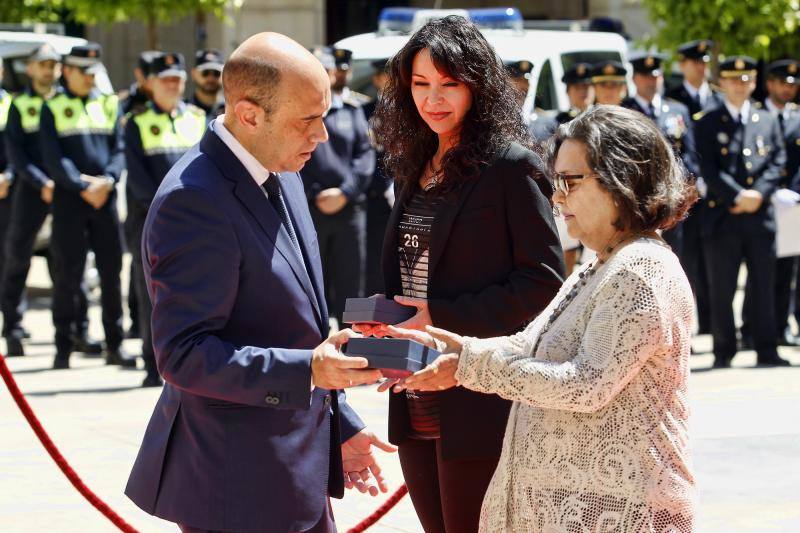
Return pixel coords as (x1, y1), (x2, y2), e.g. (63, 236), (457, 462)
(378, 326), (465, 393)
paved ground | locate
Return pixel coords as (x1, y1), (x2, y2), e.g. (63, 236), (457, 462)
(1, 256), (799, 532)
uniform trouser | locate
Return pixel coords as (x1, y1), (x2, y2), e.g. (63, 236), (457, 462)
(0, 182), (13, 320)
(743, 255), (799, 338)
(127, 211), (157, 377)
(682, 208), (711, 332)
(50, 189), (123, 354)
(704, 227), (777, 362)
(365, 194), (391, 296)
(311, 202), (366, 323)
(124, 193), (138, 331)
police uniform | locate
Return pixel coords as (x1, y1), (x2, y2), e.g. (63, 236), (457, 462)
(590, 60), (627, 106)
(622, 53), (699, 256)
(120, 51), (160, 116)
(664, 40), (722, 335)
(191, 49), (224, 121)
(363, 58), (393, 295)
(505, 59), (553, 141)
(39, 44), (131, 369)
(302, 48), (375, 322)
(125, 52), (206, 386)
(0, 88), (14, 333)
(695, 56), (789, 367)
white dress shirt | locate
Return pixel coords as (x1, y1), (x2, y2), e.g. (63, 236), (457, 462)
(634, 93), (662, 117)
(683, 79), (712, 108)
(210, 116), (272, 188)
(724, 99), (751, 124)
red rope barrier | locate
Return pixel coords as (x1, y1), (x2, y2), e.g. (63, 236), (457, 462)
(347, 483), (409, 532)
(0, 353), (139, 533)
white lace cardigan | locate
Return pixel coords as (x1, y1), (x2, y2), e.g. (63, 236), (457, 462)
(456, 238), (696, 532)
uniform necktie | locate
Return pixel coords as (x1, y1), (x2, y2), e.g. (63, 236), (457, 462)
(263, 175), (304, 264)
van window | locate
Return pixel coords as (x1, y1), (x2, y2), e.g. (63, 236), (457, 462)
(535, 59), (557, 111)
(561, 51), (623, 73)
(348, 59), (380, 99)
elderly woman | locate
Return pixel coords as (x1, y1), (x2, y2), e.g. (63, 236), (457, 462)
(386, 105), (698, 532)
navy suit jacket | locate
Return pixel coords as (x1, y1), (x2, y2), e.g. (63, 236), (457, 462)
(125, 129), (364, 532)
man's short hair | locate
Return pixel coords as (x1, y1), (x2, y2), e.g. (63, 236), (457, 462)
(222, 55), (281, 114)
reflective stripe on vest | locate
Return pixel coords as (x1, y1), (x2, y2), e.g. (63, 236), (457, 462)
(0, 92), (11, 131)
(12, 93), (45, 134)
(133, 107), (206, 155)
(48, 93), (119, 137)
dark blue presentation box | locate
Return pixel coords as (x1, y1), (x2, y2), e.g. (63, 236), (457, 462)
(343, 337), (440, 378)
(342, 297), (416, 325)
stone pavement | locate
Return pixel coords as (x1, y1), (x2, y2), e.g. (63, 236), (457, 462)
(1, 256), (799, 532)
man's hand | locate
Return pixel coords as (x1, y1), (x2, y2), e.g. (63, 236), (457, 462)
(311, 329), (382, 389)
(79, 175), (114, 210)
(41, 180), (55, 204)
(315, 187), (348, 215)
(342, 429), (397, 496)
(730, 189), (763, 214)
(0, 173), (9, 200)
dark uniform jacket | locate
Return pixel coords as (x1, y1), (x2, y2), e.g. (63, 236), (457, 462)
(362, 99), (391, 200)
(665, 82), (725, 119)
(622, 96), (700, 176)
(0, 89), (12, 177)
(776, 104), (800, 192)
(696, 101), (786, 235)
(301, 92), (375, 203)
(39, 87), (124, 193)
(5, 87), (57, 190)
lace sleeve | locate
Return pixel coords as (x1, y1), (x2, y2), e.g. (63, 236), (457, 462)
(456, 269), (667, 413)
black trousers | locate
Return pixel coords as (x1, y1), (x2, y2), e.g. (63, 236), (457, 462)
(127, 210), (157, 377)
(365, 194), (391, 296)
(398, 438), (499, 533)
(50, 189), (123, 353)
(704, 227), (777, 362)
(310, 202), (365, 323)
(743, 255), (798, 338)
(0, 181), (13, 321)
(681, 207), (711, 332)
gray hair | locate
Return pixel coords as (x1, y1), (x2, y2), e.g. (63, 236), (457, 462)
(543, 104), (697, 231)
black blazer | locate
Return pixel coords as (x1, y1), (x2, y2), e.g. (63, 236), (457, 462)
(382, 142), (565, 460)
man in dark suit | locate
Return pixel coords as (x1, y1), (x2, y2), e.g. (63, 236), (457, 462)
(622, 52), (699, 257)
(125, 33), (394, 533)
(695, 56), (790, 368)
(665, 40), (724, 336)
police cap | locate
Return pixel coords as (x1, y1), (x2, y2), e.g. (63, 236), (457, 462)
(590, 60), (627, 83)
(677, 40), (714, 62)
(29, 44), (61, 64)
(371, 58), (389, 72)
(629, 53), (667, 76)
(561, 62), (592, 85)
(195, 49), (224, 72)
(766, 59), (800, 84)
(506, 60), (534, 80)
(311, 46), (336, 71)
(719, 56), (758, 81)
(333, 48), (353, 70)
(65, 43), (105, 74)
(138, 50), (161, 77)
(151, 52), (187, 79)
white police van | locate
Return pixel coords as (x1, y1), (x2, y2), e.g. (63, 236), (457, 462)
(334, 7), (631, 115)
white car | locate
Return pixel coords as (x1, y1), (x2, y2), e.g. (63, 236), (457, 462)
(334, 7), (632, 115)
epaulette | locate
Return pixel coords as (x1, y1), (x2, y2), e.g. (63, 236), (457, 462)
(692, 110), (706, 121)
(753, 101), (763, 109)
(343, 91), (372, 107)
(186, 103), (206, 116)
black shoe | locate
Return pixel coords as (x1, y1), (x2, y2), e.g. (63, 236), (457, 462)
(106, 347), (138, 368)
(71, 334), (104, 356)
(52, 353), (70, 369)
(4, 333), (25, 357)
(142, 374), (164, 388)
(738, 335), (754, 351)
(19, 326), (31, 339)
(757, 355), (792, 367)
(712, 357), (732, 369)
(777, 331), (800, 347)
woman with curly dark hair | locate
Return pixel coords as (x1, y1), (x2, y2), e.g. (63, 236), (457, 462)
(355, 16), (565, 532)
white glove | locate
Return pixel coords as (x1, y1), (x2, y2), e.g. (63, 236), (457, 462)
(695, 177), (708, 198)
(384, 183), (395, 208)
(771, 188), (800, 210)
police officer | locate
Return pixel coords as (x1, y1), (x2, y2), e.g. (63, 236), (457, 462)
(120, 50), (159, 115)
(190, 49), (224, 121)
(362, 58), (394, 296)
(331, 48), (370, 106)
(505, 60), (550, 140)
(695, 56), (790, 368)
(590, 60), (628, 106)
(302, 47), (375, 323)
(556, 62), (594, 125)
(125, 52), (206, 387)
(665, 40), (724, 118)
(0, 61), (14, 349)
(622, 53), (699, 256)
(751, 59), (800, 346)
(39, 43), (134, 369)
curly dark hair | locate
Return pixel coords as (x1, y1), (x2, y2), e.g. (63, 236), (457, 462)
(543, 105), (698, 232)
(373, 15), (532, 196)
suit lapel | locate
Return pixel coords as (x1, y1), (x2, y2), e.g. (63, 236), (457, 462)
(427, 176), (483, 279)
(200, 131), (324, 328)
(382, 182), (413, 297)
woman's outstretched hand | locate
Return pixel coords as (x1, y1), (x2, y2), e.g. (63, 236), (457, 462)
(377, 326), (465, 393)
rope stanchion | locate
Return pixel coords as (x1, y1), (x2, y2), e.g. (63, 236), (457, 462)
(347, 483), (409, 533)
(0, 353), (139, 533)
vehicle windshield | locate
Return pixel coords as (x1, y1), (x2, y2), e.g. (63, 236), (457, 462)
(561, 50), (623, 72)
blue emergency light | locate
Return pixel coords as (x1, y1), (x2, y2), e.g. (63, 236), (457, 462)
(377, 6), (522, 34)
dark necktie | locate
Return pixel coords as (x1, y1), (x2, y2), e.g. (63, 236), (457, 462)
(263, 175), (304, 264)
(778, 113), (785, 134)
(647, 102), (656, 119)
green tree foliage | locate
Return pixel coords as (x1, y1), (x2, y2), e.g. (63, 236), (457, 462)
(641, 0), (800, 61)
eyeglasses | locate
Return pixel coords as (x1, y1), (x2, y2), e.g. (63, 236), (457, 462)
(553, 173), (596, 196)
(201, 69), (221, 78)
